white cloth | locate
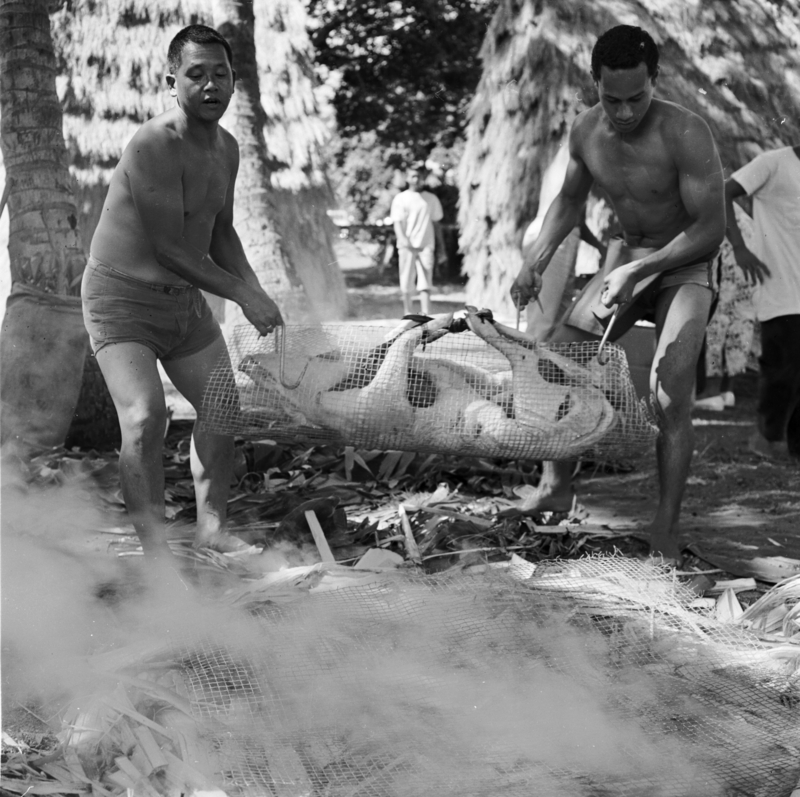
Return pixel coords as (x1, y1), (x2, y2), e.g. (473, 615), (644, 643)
(390, 189), (443, 250)
(731, 147), (800, 322)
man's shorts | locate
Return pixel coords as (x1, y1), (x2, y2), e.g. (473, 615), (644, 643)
(81, 256), (222, 361)
(398, 246), (434, 294)
(558, 237), (718, 340)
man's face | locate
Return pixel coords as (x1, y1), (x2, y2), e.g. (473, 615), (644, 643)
(406, 169), (425, 191)
(596, 62), (656, 134)
(167, 42), (235, 122)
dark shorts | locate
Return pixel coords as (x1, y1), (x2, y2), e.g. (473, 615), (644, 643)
(81, 256), (222, 361)
(558, 238), (717, 339)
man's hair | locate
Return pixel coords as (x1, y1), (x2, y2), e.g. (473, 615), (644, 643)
(591, 25), (659, 81)
(167, 25), (233, 74)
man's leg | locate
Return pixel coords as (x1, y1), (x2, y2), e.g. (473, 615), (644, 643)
(95, 343), (171, 559)
(416, 248), (435, 315)
(418, 289), (431, 315)
(397, 248), (415, 316)
(752, 315), (800, 458)
(162, 336), (247, 552)
(649, 284), (713, 561)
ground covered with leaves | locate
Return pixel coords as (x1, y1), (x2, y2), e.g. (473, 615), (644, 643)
(3, 270), (799, 792)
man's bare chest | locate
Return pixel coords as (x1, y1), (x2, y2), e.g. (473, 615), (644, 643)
(583, 137), (678, 204)
(182, 152), (230, 218)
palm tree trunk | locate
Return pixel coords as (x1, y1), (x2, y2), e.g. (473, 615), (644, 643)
(0, 0), (91, 451)
(0, 0), (85, 295)
(211, 0), (308, 333)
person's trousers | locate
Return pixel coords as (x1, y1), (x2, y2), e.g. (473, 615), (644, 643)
(758, 314), (800, 453)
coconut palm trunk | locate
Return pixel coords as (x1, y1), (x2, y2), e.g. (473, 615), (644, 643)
(211, 0), (308, 334)
(0, 0), (92, 451)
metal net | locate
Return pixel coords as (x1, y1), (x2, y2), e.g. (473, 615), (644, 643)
(75, 558), (800, 797)
(200, 315), (657, 460)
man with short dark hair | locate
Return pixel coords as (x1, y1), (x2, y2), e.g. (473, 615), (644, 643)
(511, 25), (726, 564)
(82, 24), (283, 567)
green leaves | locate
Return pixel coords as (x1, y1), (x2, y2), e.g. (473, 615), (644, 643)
(307, 0), (497, 150)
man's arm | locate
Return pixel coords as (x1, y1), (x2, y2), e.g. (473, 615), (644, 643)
(605, 115), (725, 304)
(723, 178), (770, 284)
(391, 197), (415, 251)
(208, 145), (284, 326)
(511, 123), (594, 307)
(208, 144), (274, 288)
(393, 218), (414, 250)
(433, 220), (448, 265)
(126, 128), (281, 333)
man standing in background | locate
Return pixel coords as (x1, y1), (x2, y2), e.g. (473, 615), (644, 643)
(391, 163), (446, 315)
(725, 145), (800, 460)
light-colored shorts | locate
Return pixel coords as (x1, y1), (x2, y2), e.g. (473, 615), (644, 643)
(398, 246), (434, 294)
(559, 238), (717, 339)
(81, 256), (222, 361)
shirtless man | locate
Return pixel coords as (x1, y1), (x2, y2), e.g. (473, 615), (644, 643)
(511, 25), (725, 564)
(82, 25), (283, 565)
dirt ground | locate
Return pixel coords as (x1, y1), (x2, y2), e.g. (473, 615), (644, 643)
(2, 253), (798, 744)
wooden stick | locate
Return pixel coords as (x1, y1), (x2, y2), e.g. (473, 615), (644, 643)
(305, 510), (335, 562)
(133, 725), (169, 772)
(398, 505), (422, 565)
(416, 506), (493, 529)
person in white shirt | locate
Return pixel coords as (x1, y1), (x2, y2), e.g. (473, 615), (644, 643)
(390, 164), (445, 315)
(726, 145), (800, 461)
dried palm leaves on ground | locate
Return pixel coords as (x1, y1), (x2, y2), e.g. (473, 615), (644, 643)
(10, 431), (789, 596)
(5, 439), (800, 797)
(3, 559), (800, 797)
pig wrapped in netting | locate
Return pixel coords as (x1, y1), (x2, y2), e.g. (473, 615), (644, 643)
(200, 310), (658, 460)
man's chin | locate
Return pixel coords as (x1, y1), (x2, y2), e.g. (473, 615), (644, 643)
(200, 102), (226, 115)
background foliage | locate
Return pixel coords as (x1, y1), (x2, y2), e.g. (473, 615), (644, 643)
(306, 0), (498, 223)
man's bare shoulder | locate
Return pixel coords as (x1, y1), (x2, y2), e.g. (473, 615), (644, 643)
(121, 111), (183, 166)
(652, 100), (715, 146)
(569, 105), (605, 147)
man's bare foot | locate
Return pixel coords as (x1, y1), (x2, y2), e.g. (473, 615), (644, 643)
(193, 531), (259, 555)
(499, 484), (574, 517)
(748, 431), (791, 461)
(645, 523), (682, 567)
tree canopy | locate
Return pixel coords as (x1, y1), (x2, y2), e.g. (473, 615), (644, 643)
(307, 0), (497, 152)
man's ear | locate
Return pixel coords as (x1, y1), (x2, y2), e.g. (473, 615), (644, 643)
(650, 65), (660, 85)
(166, 74), (176, 95)
(231, 69), (237, 90)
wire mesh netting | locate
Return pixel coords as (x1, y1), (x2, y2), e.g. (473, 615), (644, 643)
(201, 314), (658, 460)
(75, 558), (800, 797)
